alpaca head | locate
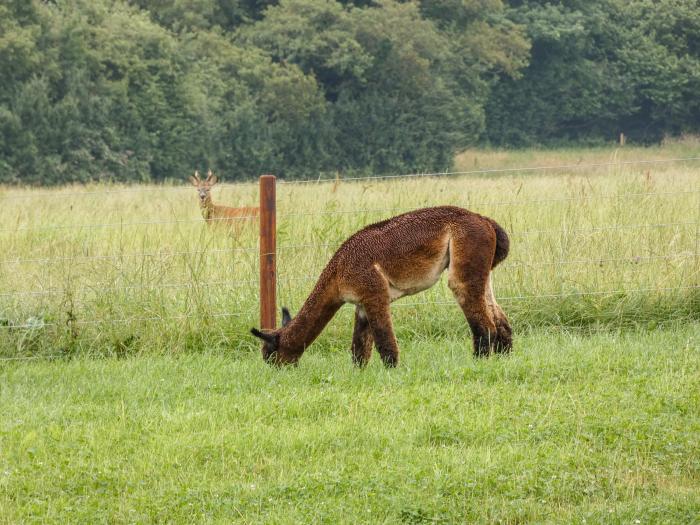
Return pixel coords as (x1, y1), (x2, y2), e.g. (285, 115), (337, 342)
(250, 307), (295, 365)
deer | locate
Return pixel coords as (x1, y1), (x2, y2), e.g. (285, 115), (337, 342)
(189, 170), (259, 227)
(251, 206), (512, 367)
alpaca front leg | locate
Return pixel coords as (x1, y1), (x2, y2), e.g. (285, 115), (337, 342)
(362, 300), (399, 367)
(351, 306), (374, 367)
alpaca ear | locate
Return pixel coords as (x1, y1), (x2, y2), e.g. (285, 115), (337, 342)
(281, 307), (292, 327)
(250, 328), (276, 344)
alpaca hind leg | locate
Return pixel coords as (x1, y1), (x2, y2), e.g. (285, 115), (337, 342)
(454, 293), (498, 357)
(485, 274), (512, 353)
(447, 238), (498, 357)
(351, 305), (374, 367)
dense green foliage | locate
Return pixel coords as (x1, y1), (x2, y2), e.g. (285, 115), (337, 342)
(0, 0), (698, 183)
(487, 0), (700, 145)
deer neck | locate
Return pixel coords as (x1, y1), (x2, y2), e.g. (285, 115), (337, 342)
(281, 273), (342, 354)
(200, 196), (215, 220)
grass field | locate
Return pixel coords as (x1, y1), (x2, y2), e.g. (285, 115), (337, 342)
(1, 325), (699, 523)
(0, 143), (699, 522)
(0, 142), (698, 357)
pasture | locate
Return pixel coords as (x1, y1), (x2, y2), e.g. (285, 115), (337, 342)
(0, 144), (698, 358)
(1, 327), (699, 523)
(0, 143), (699, 522)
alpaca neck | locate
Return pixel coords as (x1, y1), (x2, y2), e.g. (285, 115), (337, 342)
(282, 275), (342, 354)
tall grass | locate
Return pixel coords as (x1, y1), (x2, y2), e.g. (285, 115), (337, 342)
(0, 147), (698, 358)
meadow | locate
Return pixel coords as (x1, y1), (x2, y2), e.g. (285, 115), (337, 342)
(1, 326), (699, 523)
(0, 142), (698, 358)
(0, 143), (699, 522)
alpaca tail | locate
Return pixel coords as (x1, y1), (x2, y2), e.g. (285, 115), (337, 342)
(489, 219), (510, 268)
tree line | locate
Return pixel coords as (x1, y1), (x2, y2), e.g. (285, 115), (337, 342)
(1, 0), (698, 184)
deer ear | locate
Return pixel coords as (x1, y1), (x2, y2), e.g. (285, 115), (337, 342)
(209, 174), (218, 185)
(194, 170), (201, 182)
(281, 307), (292, 327)
(251, 328), (276, 344)
(189, 175), (199, 186)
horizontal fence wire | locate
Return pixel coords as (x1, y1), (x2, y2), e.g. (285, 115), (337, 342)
(0, 214), (259, 234)
(1, 241), (450, 267)
(508, 252), (699, 267)
(390, 285), (700, 307)
(0, 355), (68, 362)
(277, 252), (700, 277)
(510, 221), (697, 237)
(0, 246), (258, 266)
(0, 279), (256, 298)
(4, 229), (698, 267)
(0, 311), (244, 331)
(0, 181), (258, 200)
(2, 314), (692, 363)
(277, 190), (700, 219)
(0, 275), (321, 298)
(0, 247), (257, 266)
(277, 157), (700, 185)
(1, 192), (698, 236)
(2, 252), (697, 300)
(0, 242), (334, 266)
(282, 222), (700, 252)
(2, 285), (698, 331)
(1, 157), (699, 202)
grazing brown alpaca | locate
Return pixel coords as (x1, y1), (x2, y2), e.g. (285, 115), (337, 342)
(251, 206), (512, 367)
(189, 170), (259, 226)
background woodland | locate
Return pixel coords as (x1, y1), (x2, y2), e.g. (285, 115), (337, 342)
(2, 0), (699, 183)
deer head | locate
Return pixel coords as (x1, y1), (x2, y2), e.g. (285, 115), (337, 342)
(189, 169), (218, 205)
(251, 307), (294, 365)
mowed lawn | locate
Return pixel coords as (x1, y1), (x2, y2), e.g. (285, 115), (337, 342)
(1, 324), (698, 524)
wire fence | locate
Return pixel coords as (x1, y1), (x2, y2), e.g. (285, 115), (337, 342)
(2, 156), (698, 201)
(1, 223), (696, 269)
(1, 156), (699, 360)
(2, 251), (697, 300)
(2, 189), (697, 235)
(278, 156), (700, 184)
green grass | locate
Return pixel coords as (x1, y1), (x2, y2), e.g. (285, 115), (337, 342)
(454, 135), (700, 171)
(0, 142), (699, 357)
(1, 325), (699, 523)
(1, 143), (699, 522)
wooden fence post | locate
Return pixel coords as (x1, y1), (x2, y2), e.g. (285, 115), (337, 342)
(259, 175), (276, 331)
